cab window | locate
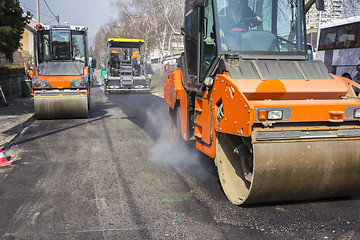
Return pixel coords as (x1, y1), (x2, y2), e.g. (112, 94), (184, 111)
(184, 1), (198, 76)
(199, 0), (217, 81)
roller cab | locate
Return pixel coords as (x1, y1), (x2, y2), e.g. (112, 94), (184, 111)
(32, 25), (90, 119)
(164, 0), (360, 205)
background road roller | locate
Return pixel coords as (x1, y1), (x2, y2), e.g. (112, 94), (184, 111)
(104, 38), (150, 93)
(163, 0), (360, 205)
(31, 24), (90, 119)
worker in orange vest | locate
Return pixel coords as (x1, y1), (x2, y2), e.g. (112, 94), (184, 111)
(131, 50), (140, 59)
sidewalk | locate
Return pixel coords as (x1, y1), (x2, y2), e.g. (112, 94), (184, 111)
(0, 97), (35, 150)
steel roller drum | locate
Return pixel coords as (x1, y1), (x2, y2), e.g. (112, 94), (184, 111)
(216, 132), (360, 205)
(34, 96), (88, 119)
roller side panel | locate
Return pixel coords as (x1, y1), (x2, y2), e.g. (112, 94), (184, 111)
(194, 91), (216, 159)
(164, 69), (189, 141)
(210, 73), (255, 137)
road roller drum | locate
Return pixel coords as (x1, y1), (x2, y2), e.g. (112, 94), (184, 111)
(216, 127), (360, 205)
(34, 95), (88, 119)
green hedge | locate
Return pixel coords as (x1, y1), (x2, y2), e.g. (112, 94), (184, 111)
(0, 65), (25, 76)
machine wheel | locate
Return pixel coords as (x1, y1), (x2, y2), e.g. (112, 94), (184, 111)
(216, 133), (252, 205)
(169, 105), (181, 143)
(343, 73), (352, 80)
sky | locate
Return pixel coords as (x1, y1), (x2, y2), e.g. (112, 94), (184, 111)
(19, 0), (115, 46)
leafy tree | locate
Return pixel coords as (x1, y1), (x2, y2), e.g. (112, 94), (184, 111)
(93, 0), (183, 65)
(0, 0), (31, 63)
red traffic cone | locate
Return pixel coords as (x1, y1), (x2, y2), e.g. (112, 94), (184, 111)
(0, 149), (14, 167)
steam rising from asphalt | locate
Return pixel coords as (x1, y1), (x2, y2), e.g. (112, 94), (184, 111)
(146, 105), (211, 176)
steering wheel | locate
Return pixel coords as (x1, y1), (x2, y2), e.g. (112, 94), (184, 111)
(239, 17), (261, 29)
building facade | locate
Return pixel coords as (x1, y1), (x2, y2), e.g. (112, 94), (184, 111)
(306, 0), (344, 48)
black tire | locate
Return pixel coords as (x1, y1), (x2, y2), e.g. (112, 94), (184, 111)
(343, 74), (352, 80)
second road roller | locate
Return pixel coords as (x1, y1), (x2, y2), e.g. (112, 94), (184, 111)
(31, 24), (91, 119)
(163, 0), (360, 205)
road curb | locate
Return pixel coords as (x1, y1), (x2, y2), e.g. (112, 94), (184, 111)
(151, 92), (164, 98)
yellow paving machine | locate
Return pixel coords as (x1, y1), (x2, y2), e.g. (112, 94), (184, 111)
(105, 38), (150, 93)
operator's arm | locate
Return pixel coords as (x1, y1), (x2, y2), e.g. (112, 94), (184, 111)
(241, 7), (262, 27)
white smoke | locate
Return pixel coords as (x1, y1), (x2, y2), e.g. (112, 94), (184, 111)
(145, 105), (210, 174)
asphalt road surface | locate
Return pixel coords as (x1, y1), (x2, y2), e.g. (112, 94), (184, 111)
(0, 82), (359, 239)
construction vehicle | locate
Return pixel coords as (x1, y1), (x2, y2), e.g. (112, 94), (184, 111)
(164, 0), (360, 205)
(104, 38), (150, 93)
(31, 24), (90, 119)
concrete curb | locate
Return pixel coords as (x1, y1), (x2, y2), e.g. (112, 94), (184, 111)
(151, 92), (164, 98)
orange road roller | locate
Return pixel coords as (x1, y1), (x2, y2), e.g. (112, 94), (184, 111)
(164, 0), (360, 205)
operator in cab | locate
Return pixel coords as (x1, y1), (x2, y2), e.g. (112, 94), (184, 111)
(218, 0), (262, 50)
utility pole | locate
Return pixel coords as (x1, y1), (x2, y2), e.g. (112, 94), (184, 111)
(36, 0), (40, 24)
(316, 10), (322, 51)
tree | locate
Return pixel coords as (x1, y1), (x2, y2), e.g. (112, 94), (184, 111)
(342, 0), (360, 17)
(305, 0), (360, 15)
(0, 0), (31, 63)
(93, 0), (183, 65)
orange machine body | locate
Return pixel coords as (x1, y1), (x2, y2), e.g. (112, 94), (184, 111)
(164, 69), (360, 159)
(32, 66), (89, 89)
(31, 66), (90, 95)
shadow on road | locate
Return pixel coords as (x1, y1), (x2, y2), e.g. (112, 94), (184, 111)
(11, 115), (111, 147)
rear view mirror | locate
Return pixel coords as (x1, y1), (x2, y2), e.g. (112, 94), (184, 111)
(315, 0), (325, 11)
(195, 0), (208, 7)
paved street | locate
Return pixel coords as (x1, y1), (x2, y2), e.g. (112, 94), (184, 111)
(0, 83), (359, 239)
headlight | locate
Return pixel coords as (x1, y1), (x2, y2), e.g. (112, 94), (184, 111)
(354, 109), (360, 118)
(267, 110), (283, 120)
(69, 77), (88, 88)
(256, 108), (291, 121)
(32, 77), (51, 89)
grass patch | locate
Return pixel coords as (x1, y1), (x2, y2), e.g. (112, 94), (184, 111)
(149, 73), (166, 96)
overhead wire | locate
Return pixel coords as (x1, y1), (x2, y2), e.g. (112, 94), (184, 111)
(43, 0), (57, 18)
(43, 0), (59, 24)
(22, 6), (54, 19)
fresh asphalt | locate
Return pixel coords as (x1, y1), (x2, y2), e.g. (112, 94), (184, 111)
(0, 82), (359, 239)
